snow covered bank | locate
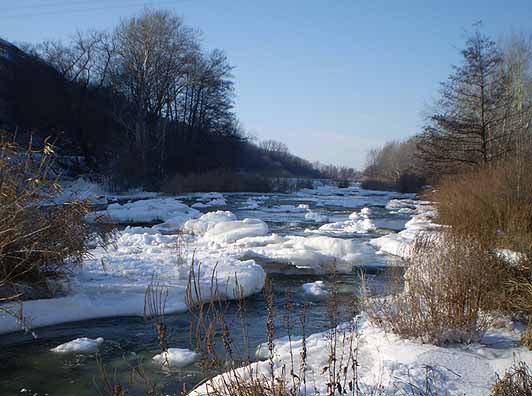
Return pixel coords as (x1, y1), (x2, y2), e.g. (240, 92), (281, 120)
(192, 314), (532, 396)
(370, 200), (439, 258)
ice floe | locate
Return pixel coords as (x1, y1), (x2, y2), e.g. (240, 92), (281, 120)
(86, 197), (200, 227)
(370, 201), (438, 258)
(302, 281), (328, 297)
(152, 348), (199, 368)
(50, 337), (104, 353)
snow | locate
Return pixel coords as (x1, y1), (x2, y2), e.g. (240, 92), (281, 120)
(152, 348), (199, 368)
(370, 200), (438, 258)
(0, 219), (266, 334)
(193, 313), (532, 396)
(304, 210), (329, 223)
(182, 211), (237, 235)
(192, 197), (227, 208)
(306, 207), (376, 236)
(86, 198), (200, 228)
(236, 234), (364, 273)
(54, 178), (159, 205)
(262, 204), (308, 213)
(302, 281), (327, 297)
(183, 211), (270, 244)
(50, 337), (104, 353)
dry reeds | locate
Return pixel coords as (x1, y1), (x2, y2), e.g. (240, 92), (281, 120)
(0, 133), (90, 304)
(363, 231), (511, 345)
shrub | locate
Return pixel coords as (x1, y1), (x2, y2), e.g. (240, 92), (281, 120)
(430, 161), (532, 245)
(491, 362), (532, 396)
(0, 134), (90, 302)
(363, 232), (510, 345)
(429, 161), (532, 345)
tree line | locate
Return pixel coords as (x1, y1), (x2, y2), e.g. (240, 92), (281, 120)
(0, 9), (322, 189)
(363, 28), (532, 191)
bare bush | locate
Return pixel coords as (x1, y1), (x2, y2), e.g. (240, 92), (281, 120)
(491, 362), (532, 396)
(363, 232), (510, 345)
(0, 134), (89, 303)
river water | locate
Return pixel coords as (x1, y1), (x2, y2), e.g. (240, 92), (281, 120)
(0, 186), (410, 396)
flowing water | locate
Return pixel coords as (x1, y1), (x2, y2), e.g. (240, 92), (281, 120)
(0, 187), (411, 396)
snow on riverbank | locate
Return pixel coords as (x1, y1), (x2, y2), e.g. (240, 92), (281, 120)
(193, 313), (532, 396)
(370, 200), (439, 258)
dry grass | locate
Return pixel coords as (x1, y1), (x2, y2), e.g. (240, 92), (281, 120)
(363, 232), (511, 345)
(427, 160), (532, 345)
(491, 362), (532, 396)
(0, 133), (90, 304)
(429, 161), (532, 247)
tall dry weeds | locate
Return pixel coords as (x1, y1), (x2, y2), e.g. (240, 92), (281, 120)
(0, 133), (90, 310)
(363, 231), (511, 345)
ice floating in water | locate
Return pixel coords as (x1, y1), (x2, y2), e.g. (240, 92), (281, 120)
(192, 197), (227, 208)
(306, 207), (376, 236)
(302, 281), (328, 297)
(304, 210), (329, 223)
(370, 201), (438, 258)
(236, 234), (362, 273)
(262, 204), (307, 213)
(0, 221), (266, 334)
(152, 348), (198, 368)
(182, 211), (237, 235)
(86, 198), (200, 227)
(51, 337), (104, 353)
(183, 211), (269, 244)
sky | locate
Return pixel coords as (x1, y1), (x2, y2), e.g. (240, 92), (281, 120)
(1, 0), (531, 168)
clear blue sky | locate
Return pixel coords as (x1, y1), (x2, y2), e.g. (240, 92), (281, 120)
(1, 0), (531, 168)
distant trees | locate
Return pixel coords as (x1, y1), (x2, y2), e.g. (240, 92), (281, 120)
(0, 9), (324, 189)
(259, 139), (289, 155)
(418, 29), (532, 175)
(313, 162), (359, 181)
(362, 138), (425, 192)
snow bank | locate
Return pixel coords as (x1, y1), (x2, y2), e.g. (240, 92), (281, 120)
(51, 337), (104, 353)
(152, 348), (198, 368)
(86, 198), (200, 228)
(193, 314), (532, 396)
(370, 201), (438, 258)
(302, 281), (328, 297)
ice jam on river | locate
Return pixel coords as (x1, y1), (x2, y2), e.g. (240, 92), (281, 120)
(1, 180), (531, 396)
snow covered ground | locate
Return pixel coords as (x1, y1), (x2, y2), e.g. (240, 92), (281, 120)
(193, 313), (532, 396)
